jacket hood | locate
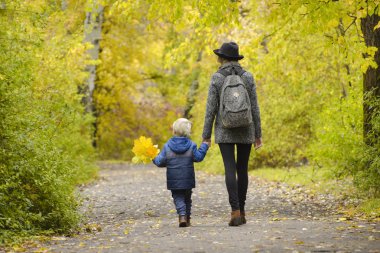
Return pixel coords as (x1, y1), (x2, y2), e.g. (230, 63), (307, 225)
(168, 137), (192, 154)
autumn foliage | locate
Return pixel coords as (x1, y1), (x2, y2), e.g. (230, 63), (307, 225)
(132, 136), (160, 164)
(0, 0), (97, 242)
(1, 0), (380, 244)
(94, 0), (380, 196)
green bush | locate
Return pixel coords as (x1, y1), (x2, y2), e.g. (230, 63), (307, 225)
(0, 0), (97, 243)
(355, 94), (380, 196)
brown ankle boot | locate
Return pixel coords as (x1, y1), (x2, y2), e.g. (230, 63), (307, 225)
(186, 215), (191, 227)
(240, 211), (246, 224)
(179, 215), (187, 227)
(228, 210), (241, 226)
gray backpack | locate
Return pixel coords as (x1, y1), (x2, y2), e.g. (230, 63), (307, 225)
(218, 68), (252, 128)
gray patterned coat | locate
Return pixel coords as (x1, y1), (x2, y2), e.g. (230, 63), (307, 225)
(202, 62), (262, 144)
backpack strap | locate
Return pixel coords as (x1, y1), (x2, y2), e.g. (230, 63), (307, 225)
(238, 69), (246, 76)
(217, 69), (229, 77)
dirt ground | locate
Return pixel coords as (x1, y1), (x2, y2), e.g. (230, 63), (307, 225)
(21, 163), (380, 252)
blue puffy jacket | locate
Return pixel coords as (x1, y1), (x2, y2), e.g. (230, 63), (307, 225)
(153, 137), (209, 190)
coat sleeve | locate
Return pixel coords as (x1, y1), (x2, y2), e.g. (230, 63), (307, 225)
(192, 143), (209, 162)
(152, 144), (167, 167)
(202, 74), (222, 140)
(244, 72), (262, 139)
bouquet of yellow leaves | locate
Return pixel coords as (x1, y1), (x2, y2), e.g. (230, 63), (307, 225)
(131, 136), (160, 164)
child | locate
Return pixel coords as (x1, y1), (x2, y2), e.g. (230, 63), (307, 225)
(153, 118), (209, 227)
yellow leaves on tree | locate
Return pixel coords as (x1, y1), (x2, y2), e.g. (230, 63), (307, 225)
(132, 136), (160, 164)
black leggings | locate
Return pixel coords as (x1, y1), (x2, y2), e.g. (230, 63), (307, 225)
(219, 143), (252, 211)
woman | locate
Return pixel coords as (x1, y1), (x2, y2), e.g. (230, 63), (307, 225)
(202, 41), (262, 226)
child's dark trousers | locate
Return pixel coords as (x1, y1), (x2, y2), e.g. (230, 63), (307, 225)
(171, 189), (192, 216)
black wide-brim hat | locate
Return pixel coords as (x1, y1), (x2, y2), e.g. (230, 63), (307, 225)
(213, 41), (244, 60)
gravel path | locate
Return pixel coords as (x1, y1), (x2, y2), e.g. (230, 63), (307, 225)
(28, 163), (380, 252)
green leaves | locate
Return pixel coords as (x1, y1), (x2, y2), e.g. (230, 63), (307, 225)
(0, 0), (97, 241)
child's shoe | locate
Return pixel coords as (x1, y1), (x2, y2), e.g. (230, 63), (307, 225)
(179, 215), (187, 227)
(228, 210), (241, 226)
(186, 215), (191, 227)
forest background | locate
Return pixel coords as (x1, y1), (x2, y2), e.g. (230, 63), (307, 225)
(1, 0), (379, 244)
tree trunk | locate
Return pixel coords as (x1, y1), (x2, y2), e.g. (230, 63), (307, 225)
(184, 51), (202, 119)
(83, 1), (104, 147)
(61, 0), (67, 11)
(361, 13), (380, 144)
(83, 2), (104, 114)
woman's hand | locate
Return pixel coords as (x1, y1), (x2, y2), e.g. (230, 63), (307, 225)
(254, 138), (263, 150)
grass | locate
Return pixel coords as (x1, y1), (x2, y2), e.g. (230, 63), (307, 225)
(249, 166), (328, 186)
(249, 166), (380, 219)
(249, 166), (345, 193)
(355, 198), (380, 219)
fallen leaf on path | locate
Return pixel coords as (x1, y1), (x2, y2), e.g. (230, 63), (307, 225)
(150, 219), (161, 229)
(144, 210), (157, 217)
(33, 248), (49, 253)
(11, 245), (26, 252)
(126, 218), (135, 224)
(368, 236), (375, 241)
(84, 223), (102, 233)
(51, 237), (67, 241)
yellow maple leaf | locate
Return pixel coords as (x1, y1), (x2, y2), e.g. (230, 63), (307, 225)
(131, 136), (160, 164)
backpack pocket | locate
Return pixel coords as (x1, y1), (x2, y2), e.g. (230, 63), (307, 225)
(221, 108), (252, 128)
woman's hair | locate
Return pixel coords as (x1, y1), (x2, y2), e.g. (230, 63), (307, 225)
(218, 56), (234, 63)
(172, 118), (192, 138)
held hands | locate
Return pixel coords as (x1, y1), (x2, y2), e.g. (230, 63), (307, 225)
(254, 138), (263, 150)
(202, 138), (211, 147)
